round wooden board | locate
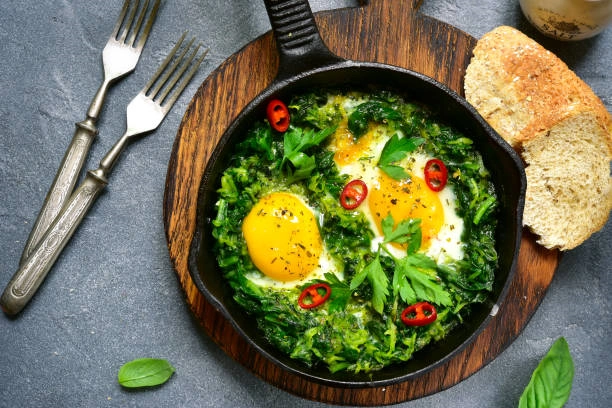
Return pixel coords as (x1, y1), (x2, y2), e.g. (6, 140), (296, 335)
(163, 0), (560, 404)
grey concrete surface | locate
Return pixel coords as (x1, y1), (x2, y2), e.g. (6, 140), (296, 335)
(1, 1), (610, 407)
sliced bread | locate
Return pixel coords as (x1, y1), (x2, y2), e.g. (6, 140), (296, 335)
(464, 25), (612, 250)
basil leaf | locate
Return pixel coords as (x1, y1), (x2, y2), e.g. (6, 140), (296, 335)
(519, 337), (574, 408)
(118, 358), (175, 388)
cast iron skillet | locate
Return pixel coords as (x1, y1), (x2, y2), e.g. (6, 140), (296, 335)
(189, 0), (526, 387)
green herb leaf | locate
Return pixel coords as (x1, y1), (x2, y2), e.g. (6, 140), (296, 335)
(324, 272), (352, 313)
(366, 256), (390, 315)
(349, 264), (369, 291)
(519, 337), (574, 408)
(381, 214), (421, 251)
(282, 126), (336, 182)
(378, 164), (408, 180)
(379, 134), (422, 163)
(377, 134), (424, 180)
(381, 214), (451, 306)
(118, 358), (175, 389)
(350, 253), (389, 315)
(395, 255), (452, 306)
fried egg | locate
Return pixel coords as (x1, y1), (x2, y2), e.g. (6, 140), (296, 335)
(331, 119), (465, 263)
(242, 192), (341, 288)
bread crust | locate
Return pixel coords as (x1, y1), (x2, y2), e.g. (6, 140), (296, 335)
(466, 26), (612, 153)
(465, 26), (612, 250)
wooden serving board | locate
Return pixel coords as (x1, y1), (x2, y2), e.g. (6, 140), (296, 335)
(163, 0), (560, 404)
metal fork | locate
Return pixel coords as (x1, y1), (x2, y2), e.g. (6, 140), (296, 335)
(20, 0), (160, 265)
(1, 33), (207, 315)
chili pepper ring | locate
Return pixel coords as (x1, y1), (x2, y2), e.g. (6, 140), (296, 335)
(424, 159), (448, 192)
(266, 99), (290, 132)
(340, 179), (368, 209)
(401, 302), (438, 326)
(298, 283), (331, 309)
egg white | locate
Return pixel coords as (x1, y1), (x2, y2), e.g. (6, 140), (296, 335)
(245, 248), (341, 289)
(244, 92), (466, 289)
(333, 127), (465, 265)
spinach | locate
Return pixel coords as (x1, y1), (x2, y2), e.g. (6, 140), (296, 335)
(212, 89), (499, 374)
(117, 358), (175, 388)
(288, 91), (343, 129)
(237, 123), (274, 160)
(281, 126), (337, 183)
(351, 214), (452, 315)
(348, 100), (403, 137)
(519, 337), (574, 408)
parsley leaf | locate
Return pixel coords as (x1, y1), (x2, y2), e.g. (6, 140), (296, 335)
(350, 253), (389, 315)
(350, 212), (454, 314)
(381, 214), (422, 254)
(381, 213), (452, 306)
(377, 134), (424, 180)
(281, 126), (336, 182)
(394, 255), (452, 306)
(324, 272), (352, 313)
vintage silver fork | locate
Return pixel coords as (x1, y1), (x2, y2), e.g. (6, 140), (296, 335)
(2, 33), (207, 315)
(20, 0), (161, 265)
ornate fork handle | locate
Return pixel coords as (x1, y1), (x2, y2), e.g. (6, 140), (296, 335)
(3, 170), (108, 315)
(19, 106), (103, 265)
(2, 33), (205, 316)
(20, 75), (115, 264)
(19, 0), (160, 264)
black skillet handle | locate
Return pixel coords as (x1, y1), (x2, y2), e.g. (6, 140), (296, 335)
(263, 0), (345, 80)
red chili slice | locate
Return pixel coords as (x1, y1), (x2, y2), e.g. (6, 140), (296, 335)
(424, 159), (448, 192)
(400, 302), (437, 326)
(340, 179), (368, 210)
(266, 99), (290, 132)
(298, 283), (331, 309)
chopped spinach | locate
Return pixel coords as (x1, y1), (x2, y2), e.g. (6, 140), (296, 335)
(348, 100), (403, 137)
(211, 89), (499, 374)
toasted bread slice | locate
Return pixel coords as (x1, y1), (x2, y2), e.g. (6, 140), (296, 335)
(465, 26), (612, 250)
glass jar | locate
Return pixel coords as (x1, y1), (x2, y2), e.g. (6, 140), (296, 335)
(519, 0), (612, 40)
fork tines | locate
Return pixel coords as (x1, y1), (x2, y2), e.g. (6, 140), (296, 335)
(143, 32), (208, 110)
(112, 0), (161, 48)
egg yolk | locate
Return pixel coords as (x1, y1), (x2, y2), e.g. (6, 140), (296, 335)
(331, 120), (379, 166)
(242, 193), (323, 282)
(369, 171), (444, 249)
